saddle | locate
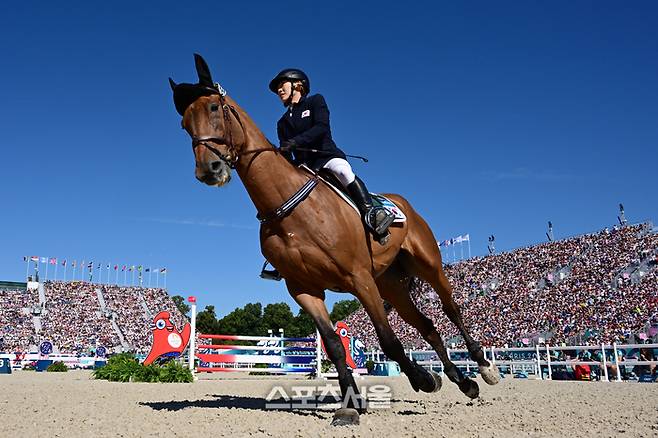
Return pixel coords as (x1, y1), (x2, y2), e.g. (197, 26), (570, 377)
(300, 165), (407, 224)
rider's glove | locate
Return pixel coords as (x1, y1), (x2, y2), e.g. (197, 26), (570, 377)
(279, 140), (297, 152)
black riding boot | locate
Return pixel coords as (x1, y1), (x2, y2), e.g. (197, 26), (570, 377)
(347, 176), (395, 244)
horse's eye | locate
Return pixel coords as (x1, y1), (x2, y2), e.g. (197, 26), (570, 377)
(210, 104), (219, 112)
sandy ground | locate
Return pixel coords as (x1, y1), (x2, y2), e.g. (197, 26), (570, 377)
(0, 371), (656, 437)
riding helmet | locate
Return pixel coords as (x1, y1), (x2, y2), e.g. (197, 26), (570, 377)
(269, 68), (310, 94)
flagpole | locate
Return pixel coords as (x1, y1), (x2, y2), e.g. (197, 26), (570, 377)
(164, 270), (167, 289)
(156, 270), (159, 288)
(45, 257), (49, 281)
(460, 242), (464, 261)
(468, 238), (471, 259)
(63, 261), (67, 282)
(25, 257), (29, 281)
(54, 260), (59, 281)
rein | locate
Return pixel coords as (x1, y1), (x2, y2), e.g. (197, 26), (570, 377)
(189, 89), (318, 224)
(192, 88), (279, 169)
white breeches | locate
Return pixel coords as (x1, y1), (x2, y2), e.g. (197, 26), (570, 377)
(322, 158), (356, 187)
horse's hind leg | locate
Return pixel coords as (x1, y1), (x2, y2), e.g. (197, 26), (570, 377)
(288, 286), (362, 426)
(401, 209), (500, 386)
(351, 271), (440, 394)
(376, 263), (480, 399)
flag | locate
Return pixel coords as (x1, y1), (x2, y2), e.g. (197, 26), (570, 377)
(87, 262), (93, 269)
(40, 257), (48, 264)
(49, 258), (57, 265)
(145, 268), (150, 273)
(121, 265), (126, 271)
(72, 260), (76, 268)
(160, 268), (167, 273)
(138, 266), (142, 272)
(462, 234), (470, 242)
(114, 265), (118, 271)
(129, 266), (134, 272)
(23, 256), (28, 262)
(97, 263), (101, 270)
(62, 260), (67, 267)
(30, 256), (39, 262)
(106, 264), (110, 270)
(455, 236), (463, 243)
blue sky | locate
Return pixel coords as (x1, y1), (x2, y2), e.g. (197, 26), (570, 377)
(1, 1), (657, 317)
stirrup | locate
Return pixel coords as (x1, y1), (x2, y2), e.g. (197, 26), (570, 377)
(260, 261), (282, 281)
(365, 207), (395, 236)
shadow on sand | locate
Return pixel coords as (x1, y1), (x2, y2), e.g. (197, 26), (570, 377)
(140, 394), (336, 419)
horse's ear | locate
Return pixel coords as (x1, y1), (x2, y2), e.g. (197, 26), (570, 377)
(168, 78), (177, 91)
(194, 53), (214, 87)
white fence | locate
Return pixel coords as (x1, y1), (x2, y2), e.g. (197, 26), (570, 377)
(366, 343), (658, 381)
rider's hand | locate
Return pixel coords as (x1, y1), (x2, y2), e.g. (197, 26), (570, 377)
(280, 140), (297, 152)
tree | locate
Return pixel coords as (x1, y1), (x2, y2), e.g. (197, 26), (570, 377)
(171, 295), (190, 317)
(196, 305), (218, 335)
(262, 303), (294, 335)
(330, 299), (361, 323)
(217, 303), (264, 335)
(291, 308), (316, 337)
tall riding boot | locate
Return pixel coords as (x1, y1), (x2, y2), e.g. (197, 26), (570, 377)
(347, 176), (395, 244)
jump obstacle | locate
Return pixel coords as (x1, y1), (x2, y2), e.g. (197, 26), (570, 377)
(143, 296), (359, 376)
(188, 297), (322, 375)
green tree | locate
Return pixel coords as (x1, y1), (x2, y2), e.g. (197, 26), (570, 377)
(217, 303), (264, 335)
(291, 308), (316, 337)
(330, 299), (361, 323)
(196, 305), (218, 335)
(262, 303), (295, 335)
(171, 295), (190, 317)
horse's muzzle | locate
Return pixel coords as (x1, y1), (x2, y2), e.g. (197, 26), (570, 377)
(196, 160), (231, 186)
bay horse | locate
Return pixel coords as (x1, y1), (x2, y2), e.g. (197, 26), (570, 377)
(169, 54), (499, 426)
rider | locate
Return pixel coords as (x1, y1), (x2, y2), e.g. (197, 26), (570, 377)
(260, 68), (394, 281)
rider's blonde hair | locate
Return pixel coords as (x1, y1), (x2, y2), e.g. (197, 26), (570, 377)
(293, 81), (307, 96)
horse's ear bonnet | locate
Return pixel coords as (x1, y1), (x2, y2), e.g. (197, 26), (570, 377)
(169, 53), (221, 116)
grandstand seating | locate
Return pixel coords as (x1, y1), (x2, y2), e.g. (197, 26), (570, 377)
(346, 223), (658, 349)
(1, 223), (656, 353)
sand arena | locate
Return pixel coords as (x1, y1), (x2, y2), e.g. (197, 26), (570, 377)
(1, 370), (656, 437)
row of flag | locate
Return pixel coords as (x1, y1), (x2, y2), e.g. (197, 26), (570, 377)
(23, 256), (167, 274)
(439, 234), (470, 247)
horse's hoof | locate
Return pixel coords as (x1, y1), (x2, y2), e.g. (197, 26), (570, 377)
(458, 377), (480, 399)
(331, 408), (360, 426)
(479, 362), (500, 386)
(430, 371), (442, 392)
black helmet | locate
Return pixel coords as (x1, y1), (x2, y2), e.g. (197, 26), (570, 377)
(269, 68), (310, 94)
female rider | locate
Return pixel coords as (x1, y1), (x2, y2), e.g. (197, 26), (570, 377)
(260, 68), (394, 280)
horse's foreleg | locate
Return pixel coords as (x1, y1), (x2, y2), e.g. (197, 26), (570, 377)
(352, 272), (440, 394)
(288, 287), (362, 426)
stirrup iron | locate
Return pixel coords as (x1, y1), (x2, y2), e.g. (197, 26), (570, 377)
(260, 261), (282, 281)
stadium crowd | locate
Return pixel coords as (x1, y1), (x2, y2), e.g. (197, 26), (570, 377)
(0, 288), (38, 351)
(1, 223), (656, 354)
(0, 281), (185, 354)
(346, 223), (658, 349)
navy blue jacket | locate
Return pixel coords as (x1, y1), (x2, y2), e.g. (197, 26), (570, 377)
(277, 93), (347, 170)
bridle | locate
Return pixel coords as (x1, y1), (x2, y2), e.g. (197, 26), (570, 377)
(190, 85), (243, 169)
(189, 86), (280, 170)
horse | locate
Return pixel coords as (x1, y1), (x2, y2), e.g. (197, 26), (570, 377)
(169, 54), (499, 426)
